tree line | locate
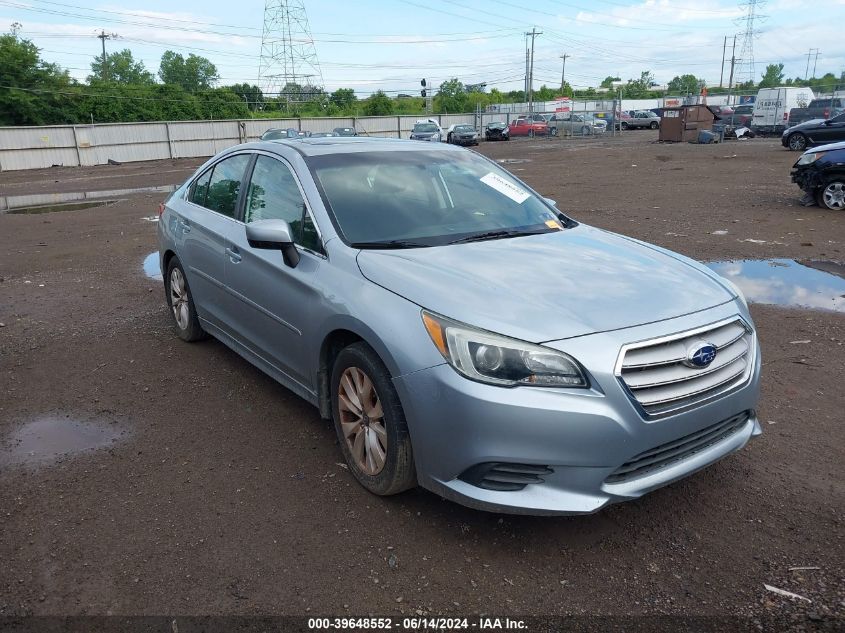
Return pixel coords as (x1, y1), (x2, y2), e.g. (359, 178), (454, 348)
(1, 31), (843, 127)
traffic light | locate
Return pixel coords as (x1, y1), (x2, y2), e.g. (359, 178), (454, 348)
(421, 89), (426, 97)
(421, 78), (427, 98)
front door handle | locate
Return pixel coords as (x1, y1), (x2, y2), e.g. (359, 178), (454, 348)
(179, 219), (191, 233)
(226, 247), (242, 264)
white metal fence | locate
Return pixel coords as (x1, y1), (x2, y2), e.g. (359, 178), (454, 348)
(0, 113), (493, 172)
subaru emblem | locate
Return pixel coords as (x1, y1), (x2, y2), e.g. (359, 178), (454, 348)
(684, 341), (717, 368)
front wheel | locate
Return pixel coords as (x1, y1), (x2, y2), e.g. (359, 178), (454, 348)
(331, 342), (416, 496)
(650, 121), (659, 129)
(818, 180), (845, 211)
(620, 122), (629, 130)
(528, 129), (535, 138)
(788, 133), (808, 151)
(550, 126), (558, 136)
(581, 126), (590, 136)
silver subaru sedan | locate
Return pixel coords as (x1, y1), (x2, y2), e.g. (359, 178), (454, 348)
(157, 137), (761, 515)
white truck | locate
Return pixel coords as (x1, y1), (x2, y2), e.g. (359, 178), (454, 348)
(751, 87), (815, 134)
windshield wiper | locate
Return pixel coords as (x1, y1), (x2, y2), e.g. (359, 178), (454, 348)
(351, 240), (431, 249)
(448, 228), (551, 245)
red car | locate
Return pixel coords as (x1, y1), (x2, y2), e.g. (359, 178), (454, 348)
(508, 118), (549, 137)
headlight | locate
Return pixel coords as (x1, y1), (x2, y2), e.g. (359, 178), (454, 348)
(796, 152), (823, 166)
(421, 311), (588, 388)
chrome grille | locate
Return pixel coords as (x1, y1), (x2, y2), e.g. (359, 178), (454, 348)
(616, 318), (754, 418)
(605, 411), (751, 483)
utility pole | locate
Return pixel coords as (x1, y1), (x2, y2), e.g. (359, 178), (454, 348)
(526, 27), (542, 113)
(804, 48), (812, 80)
(96, 30), (117, 81)
(524, 34), (529, 103)
(559, 53), (569, 93)
(725, 38), (736, 107)
(720, 36), (727, 88)
(812, 49), (820, 79)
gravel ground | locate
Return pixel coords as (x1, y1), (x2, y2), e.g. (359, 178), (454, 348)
(0, 133), (842, 631)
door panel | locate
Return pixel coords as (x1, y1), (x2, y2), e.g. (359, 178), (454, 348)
(177, 153), (251, 329)
(224, 154), (324, 390)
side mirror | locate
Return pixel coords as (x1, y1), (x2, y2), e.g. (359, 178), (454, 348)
(245, 219), (300, 268)
(543, 197), (557, 208)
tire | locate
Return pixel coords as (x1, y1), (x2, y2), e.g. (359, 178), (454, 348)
(550, 126), (558, 137)
(650, 121), (659, 129)
(331, 342), (416, 496)
(528, 129), (535, 138)
(817, 179), (845, 211)
(788, 133), (808, 151)
(165, 256), (207, 342)
(447, 133), (453, 144)
(621, 122), (629, 130)
(581, 126), (590, 136)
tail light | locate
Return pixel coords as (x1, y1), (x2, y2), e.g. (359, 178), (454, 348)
(783, 112), (789, 121)
(824, 108), (830, 118)
(158, 202), (165, 217)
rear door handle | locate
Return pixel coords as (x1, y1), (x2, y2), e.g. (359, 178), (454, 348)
(226, 247), (242, 263)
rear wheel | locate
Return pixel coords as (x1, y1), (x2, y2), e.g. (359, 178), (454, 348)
(817, 179), (845, 211)
(331, 342), (416, 496)
(550, 126), (558, 137)
(165, 257), (207, 342)
(621, 122), (629, 130)
(581, 126), (590, 136)
(788, 133), (808, 151)
(528, 129), (535, 138)
(650, 121), (659, 129)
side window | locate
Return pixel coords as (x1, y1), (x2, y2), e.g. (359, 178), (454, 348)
(205, 154), (251, 218)
(245, 155), (321, 252)
(190, 169), (212, 206)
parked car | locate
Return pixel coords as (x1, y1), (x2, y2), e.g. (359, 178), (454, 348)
(622, 111), (661, 130)
(445, 124), (479, 146)
(727, 104), (754, 127)
(485, 121), (510, 141)
(593, 111), (621, 130)
(791, 140), (845, 210)
(310, 132), (336, 138)
(157, 136), (760, 515)
(782, 112), (845, 151)
(549, 113), (606, 136)
(787, 98), (845, 127)
(508, 117), (549, 137)
(409, 122), (444, 142)
(260, 128), (301, 140)
(333, 127), (358, 137)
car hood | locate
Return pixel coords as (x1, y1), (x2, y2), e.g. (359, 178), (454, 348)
(805, 140), (845, 153)
(356, 224), (735, 343)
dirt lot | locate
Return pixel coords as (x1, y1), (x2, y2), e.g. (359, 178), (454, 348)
(0, 134), (843, 631)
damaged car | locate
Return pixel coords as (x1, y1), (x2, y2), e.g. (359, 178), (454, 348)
(791, 140), (845, 210)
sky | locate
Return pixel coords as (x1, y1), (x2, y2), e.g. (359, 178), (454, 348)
(2, 0), (844, 97)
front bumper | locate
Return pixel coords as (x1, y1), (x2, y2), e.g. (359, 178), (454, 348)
(393, 304), (762, 515)
(791, 166), (824, 191)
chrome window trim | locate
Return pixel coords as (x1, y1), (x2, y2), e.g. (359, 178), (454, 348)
(613, 315), (756, 420)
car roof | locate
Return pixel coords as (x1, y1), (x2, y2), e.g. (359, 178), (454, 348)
(239, 136), (465, 157)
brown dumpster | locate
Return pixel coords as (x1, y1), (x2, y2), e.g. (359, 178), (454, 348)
(659, 105), (719, 142)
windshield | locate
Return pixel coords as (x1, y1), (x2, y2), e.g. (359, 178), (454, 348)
(413, 123), (438, 133)
(307, 150), (566, 247)
(454, 125), (474, 132)
(488, 122), (505, 129)
(261, 129), (285, 140)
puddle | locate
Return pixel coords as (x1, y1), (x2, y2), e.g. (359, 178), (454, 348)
(496, 158), (531, 164)
(143, 252), (162, 280)
(0, 416), (127, 467)
(706, 259), (845, 313)
(7, 199), (118, 214)
(0, 184), (176, 213)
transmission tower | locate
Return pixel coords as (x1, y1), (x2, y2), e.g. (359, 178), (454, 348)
(735, 0), (766, 85)
(258, 0), (324, 100)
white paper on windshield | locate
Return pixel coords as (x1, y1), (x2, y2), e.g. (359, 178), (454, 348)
(480, 172), (530, 204)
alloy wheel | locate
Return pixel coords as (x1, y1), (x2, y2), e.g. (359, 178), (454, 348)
(338, 366), (387, 475)
(822, 182), (845, 210)
(169, 267), (190, 330)
(788, 134), (806, 151)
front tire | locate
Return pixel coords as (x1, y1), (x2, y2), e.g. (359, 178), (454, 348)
(581, 126), (590, 136)
(818, 179), (845, 211)
(650, 121), (659, 129)
(528, 129), (535, 138)
(165, 257), (207, 342)
(331, 342), (416, 496)
(621, 122), (629, 130)
(788, 133), (808, 151)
